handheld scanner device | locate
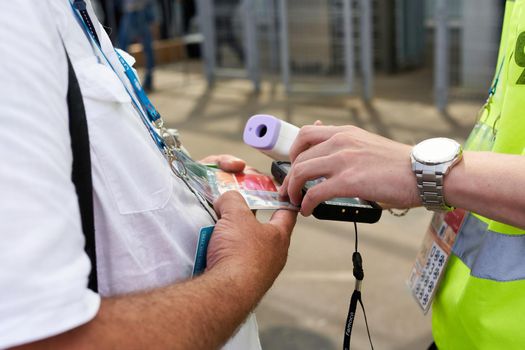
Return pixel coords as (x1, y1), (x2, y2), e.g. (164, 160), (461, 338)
(243, 114), (300, 161)
(271, 161), (382, 223)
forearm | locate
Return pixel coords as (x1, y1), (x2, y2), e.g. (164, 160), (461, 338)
(14, 266), (266, 350)
(444, 151), (525, 229)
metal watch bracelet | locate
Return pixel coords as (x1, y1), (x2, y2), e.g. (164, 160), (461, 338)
(413, 163), (453, 211)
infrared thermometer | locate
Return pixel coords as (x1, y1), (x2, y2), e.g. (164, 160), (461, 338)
(243, 114), (300, 161)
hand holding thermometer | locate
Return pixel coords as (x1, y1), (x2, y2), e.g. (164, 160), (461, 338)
(243, 115), (382, 223)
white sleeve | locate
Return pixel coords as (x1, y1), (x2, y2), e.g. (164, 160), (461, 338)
(0, 1), (100, 347)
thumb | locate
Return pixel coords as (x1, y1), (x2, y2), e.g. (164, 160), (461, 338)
(268, 209), (297, 236)
(213, 191), (251, 219)
(217, 155), (246, 173)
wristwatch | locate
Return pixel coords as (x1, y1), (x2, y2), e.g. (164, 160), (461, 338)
(411, 138), (463, 211)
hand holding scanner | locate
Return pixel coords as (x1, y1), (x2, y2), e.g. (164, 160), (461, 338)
(272, 161), (382, 223)
(244, 115), (382, 223)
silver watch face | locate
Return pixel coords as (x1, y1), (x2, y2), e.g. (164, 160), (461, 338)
(412, 138), (461, 165)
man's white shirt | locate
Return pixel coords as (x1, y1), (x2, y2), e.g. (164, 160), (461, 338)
(0, 1), (260, 348)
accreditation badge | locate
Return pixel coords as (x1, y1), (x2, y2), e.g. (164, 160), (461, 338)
(407, 209), (467, 313)
(192, 225), (215, 277)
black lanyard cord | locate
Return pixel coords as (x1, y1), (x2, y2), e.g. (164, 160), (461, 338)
(73, 0), (102, 46)
(343, 222), (374, 350)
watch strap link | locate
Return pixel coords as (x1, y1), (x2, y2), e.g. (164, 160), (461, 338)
(414, 163), (453, 211)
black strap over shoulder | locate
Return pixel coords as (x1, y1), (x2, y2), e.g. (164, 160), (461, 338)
(67, 53), (98, 293)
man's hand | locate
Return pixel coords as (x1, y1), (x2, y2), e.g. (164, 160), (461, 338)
(199, 154), (262, 174)
(279, 125), (419, 216)
(207, 191), (297, 293)
(199, 154), (246, 173)
(14, 191), (296, 350)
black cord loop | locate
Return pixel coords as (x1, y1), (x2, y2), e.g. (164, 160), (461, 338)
(343, 222), (374, 350)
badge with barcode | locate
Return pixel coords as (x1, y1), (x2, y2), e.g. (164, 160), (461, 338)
(407, 209), (466, 313)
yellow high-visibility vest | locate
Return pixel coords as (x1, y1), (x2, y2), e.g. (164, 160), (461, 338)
(433, 1), (525, 348)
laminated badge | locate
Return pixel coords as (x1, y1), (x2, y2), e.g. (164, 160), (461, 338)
(407, 209), (467, 313)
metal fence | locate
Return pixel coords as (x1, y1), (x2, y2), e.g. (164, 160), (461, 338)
(279, 0), (371, 98)
(197, 0), (375, 100)
(196, 0), (505, 109)
(429, 0), (504, 111)
(93, 0), (507, 110)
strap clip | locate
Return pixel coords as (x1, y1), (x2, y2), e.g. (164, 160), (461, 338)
(73, 0), (87, 11)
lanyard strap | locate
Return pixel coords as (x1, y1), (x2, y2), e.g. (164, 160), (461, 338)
(477, 56), (506, 132)
(343, 222), (374, 350)
(69, 0), (218, 223)
(488, 57), (506, 97)
(116, 52), (161, 123)
(72, 0), (101, 46)
(69, 0), (165, 152)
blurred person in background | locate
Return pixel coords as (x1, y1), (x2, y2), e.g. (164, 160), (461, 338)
(157, 0), (174, 39)
(118, 0), (156, 91)
(215, 0), (244, 66)
(93, 0), (121, 33)
(281, 0), (525, 349)
(0, 1), (297, 349)
(181, 0), (196, 35)
(88, 0), (126, 46)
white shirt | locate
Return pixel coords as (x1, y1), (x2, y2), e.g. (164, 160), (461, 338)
(0, 1), (260, 348)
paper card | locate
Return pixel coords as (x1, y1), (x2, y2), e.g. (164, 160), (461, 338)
(173, 149), (298, 210)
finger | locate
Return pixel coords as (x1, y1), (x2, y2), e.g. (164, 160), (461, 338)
(213, 191), (252, 218)
(314, 120), (323, 126)
(200, 155), (246, 173)
(278, 175), (290, 197)
(268, 209), (298, 236)
(199, 155), (220, 164)
(287, 156), (333, 206)
(217, 155), (246, 173)
(294, 137), (339, 165)
(300, 178), (346, 216)
(289, 125), (341, 162)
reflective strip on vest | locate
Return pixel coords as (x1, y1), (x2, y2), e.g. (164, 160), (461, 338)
(452, 214), (525, 281)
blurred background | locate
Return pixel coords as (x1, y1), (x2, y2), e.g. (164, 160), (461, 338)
(92, 0), (504, 349)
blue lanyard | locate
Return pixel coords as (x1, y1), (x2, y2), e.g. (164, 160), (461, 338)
(116, 52), (161, 123)
(69, 1), (218, 222)
(69, 0), (166, 153)
(488, 57), (505, 97)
